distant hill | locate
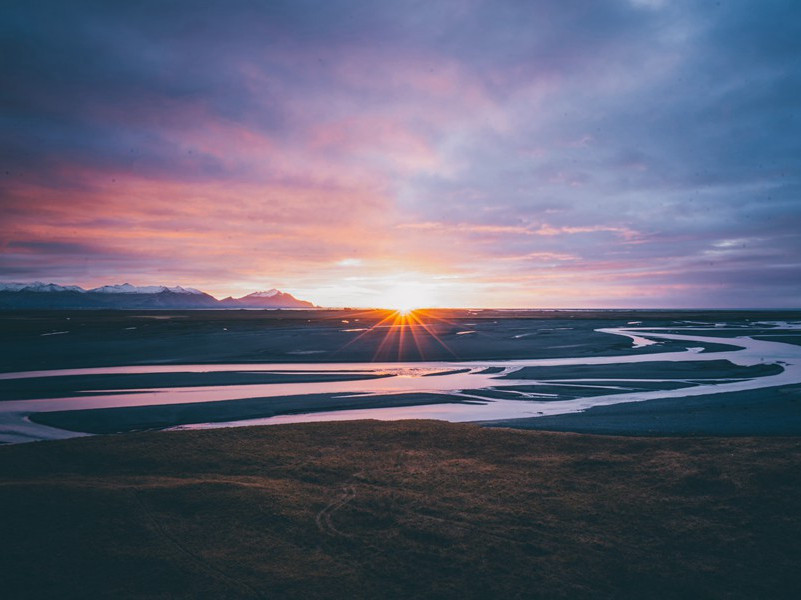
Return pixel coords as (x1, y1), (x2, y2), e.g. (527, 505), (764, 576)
(0, 282), (316, 309)
(218, 289), (314, 309)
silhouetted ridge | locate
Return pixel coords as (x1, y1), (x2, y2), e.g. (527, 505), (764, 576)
(0, 282), (316, 309)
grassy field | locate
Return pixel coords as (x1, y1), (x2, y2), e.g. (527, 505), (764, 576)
(2, 420), (800, 599)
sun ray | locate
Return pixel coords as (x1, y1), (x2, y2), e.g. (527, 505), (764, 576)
(406, 314), (427, 360)
(373, 311), (404, 361)
(397, 312), (408, 360)
(333, 303), (462, 361)
(336, 309), (399, 351)
(408, 310), (457, 356)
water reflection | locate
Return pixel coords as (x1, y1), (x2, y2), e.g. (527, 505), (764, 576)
(2, 324), (801, 443)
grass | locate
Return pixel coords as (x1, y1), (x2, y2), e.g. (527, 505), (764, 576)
(1, 420), (801, 599)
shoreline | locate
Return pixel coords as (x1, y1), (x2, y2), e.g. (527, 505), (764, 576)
(484, 383), (801, 436)
(2, 311), (801, 442)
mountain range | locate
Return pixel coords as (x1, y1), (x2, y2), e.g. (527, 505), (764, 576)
(0, 282), (316, 309)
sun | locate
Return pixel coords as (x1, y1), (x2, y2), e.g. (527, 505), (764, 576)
(379, 282), (434, 313)
(340, 281), (454, 360)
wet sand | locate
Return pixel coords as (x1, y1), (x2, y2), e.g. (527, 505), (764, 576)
(0, 308), (759, 372)
(31, 392), (470, 434)
(3, 312), (801, 597)
(25, 358), (787, 435)
(2, 309), (801, 440)
(0, 371), (394, 401)
(486, 383), (801, 436)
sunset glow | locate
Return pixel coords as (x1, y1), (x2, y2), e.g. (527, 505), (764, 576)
(3, 4), (801, 596)
(1, 1), (799, 307)
(377, 283), (435, 313)
(335, 308), (456, 361)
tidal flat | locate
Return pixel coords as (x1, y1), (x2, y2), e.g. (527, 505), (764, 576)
(2, 309), (801, 598)
(0, 308), (738, 371)
(1, 309), (801, 441)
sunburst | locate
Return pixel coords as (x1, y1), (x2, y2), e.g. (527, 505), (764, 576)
(337, 308), (458, 361)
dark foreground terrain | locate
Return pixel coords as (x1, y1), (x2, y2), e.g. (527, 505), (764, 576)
(2, 420), (800, 599)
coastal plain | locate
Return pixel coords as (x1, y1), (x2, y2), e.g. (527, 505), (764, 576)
(0, 308), (731, 371)
(2, 309), (800, 438)
(1, 309), (801, 598)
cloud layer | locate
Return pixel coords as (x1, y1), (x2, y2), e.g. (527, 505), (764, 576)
(2, 0), (800, 306)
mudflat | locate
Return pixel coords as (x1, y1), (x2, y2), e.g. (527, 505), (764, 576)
(0, 308), (769, 372)
(3, 311), (801, 598)
(486, 383), (801, 436)
(3, 309), (801, 441)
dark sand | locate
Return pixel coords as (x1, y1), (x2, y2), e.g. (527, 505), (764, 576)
(0, 371), (393, 401)
(1, 420), (800, 599)
(3, 311), (801, 597)
(4, 310), (799, 437)
(487, 384), (801, 436)
(463, 380), (697, 401)
(15, 358), (781, 435)
(0, 308), (764, 372)
(500, 360), (783, 381)
(31, 392), (469, 434)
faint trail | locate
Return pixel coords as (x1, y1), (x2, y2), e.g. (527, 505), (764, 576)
(311, 479), (543, 553)
(133, 491), (266, 599)
(315, 485), (356, 537)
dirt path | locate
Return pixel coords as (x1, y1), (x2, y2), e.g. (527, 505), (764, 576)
(315, 485), (356, 537)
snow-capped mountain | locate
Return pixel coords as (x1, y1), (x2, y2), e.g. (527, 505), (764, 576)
(0, 281), (316, 309)
(89, 283), (204, 295)
(0, 281), (86, 293)
(247, 289), (279, 298)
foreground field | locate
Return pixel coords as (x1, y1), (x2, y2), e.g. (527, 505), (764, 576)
(2, 420), (800, 599)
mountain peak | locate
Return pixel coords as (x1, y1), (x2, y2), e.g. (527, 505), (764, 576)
(89, 283), (204, 295)
(0, 281), (315, 308)
(0, 281), (86, 293)
(245, 289), (280, 298)
(227, 288), (314, 308)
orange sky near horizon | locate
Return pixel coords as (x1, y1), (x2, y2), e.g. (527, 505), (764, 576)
(2, 1), (799, 308)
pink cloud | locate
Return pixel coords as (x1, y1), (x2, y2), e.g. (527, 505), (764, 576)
(397, 221), (640, 240)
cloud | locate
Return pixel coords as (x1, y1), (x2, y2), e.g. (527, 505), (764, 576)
(336, 258), (363, 267)
(1, 0), (800, 306)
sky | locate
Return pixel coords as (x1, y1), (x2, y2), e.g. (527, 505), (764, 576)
(1, 0), (800, 308)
